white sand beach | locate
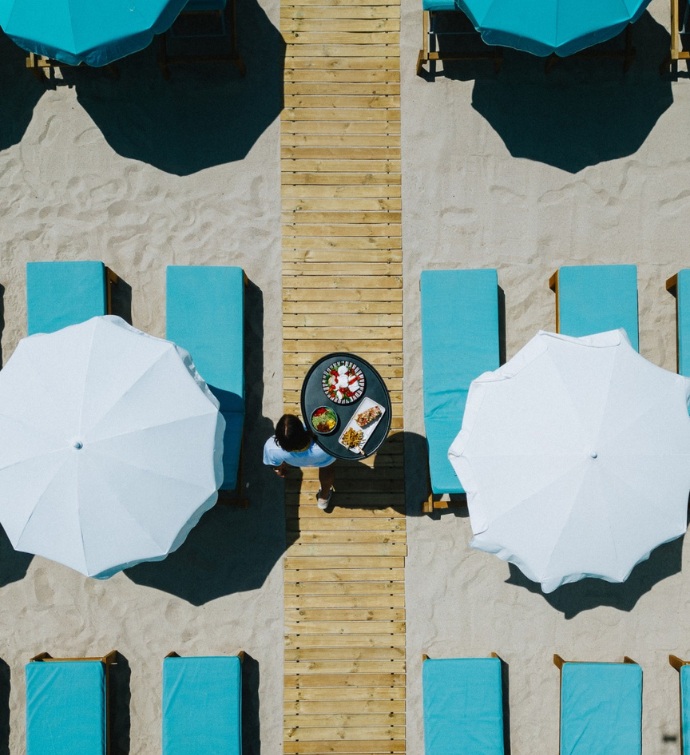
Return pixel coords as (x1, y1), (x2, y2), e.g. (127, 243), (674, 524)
(0, 0), (689, 751)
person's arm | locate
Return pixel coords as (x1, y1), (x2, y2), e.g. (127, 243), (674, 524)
(274, 462), (289, 478)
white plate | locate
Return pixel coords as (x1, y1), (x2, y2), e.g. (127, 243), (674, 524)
(337, 397), (386, 454)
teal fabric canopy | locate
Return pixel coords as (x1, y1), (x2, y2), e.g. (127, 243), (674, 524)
(455, 0), (652, 57)
(0, 0), (189, 66)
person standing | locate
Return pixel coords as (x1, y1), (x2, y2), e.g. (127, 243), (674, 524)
(263, 414), (336, 509)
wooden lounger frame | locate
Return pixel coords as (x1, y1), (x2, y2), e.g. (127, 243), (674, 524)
(30, 650), (118, 755)
(670, 655), (689, 754)
(26, 53), (120, 83)
(666, 273), (682, 373)
(166, 650), (245, 661)
(158, 0), (245, 79)
(416, 10), (503, 77)
(662, 0), (690, 74)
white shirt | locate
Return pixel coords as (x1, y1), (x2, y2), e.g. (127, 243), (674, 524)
(263, 437), (335, 468)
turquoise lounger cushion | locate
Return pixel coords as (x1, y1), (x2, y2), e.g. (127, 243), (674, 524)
(421, 269), (499, 494)
(423, 0), (456, 11)
(681, 665), (690, 751)
(163, 655), (242, 755)
(26, 660), (107, 755)
(166, 265), (244, 490)
(675, 269), (690, 377)
(423, 657), (504, 755)
(560, 662), (642, 755)
(27, 261), (107, 335)
(556, 265), (639, 351)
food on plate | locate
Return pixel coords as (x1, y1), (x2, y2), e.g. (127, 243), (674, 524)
(311, 407), (337, 434)
(322, 361), (365, 404)
(354, 404), (382, 428)
(341, 427), (364, 449)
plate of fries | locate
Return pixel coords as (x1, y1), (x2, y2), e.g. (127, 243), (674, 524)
(337, 397), (386, 454)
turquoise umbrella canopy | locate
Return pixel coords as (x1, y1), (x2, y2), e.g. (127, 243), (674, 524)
(456, 0), (652, 57)
(0, 0), (190, 66)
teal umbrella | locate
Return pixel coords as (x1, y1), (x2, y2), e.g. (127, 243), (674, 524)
(457, 0), (652, 57)
(0, 0), (190, 66)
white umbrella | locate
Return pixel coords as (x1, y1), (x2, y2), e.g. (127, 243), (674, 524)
(0, 315), (224, 578)
(449, 329), (690, 593)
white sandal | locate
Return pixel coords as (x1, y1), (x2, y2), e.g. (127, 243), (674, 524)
(316, 488), (333, 510)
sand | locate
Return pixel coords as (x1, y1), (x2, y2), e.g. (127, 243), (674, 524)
(0, 0), (688, 751)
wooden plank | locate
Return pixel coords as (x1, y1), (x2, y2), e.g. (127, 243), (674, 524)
(282, 106), (397, 121)
(284, 580), (404, 595)
(285, 646), (406, 660)
(284, 740), (406, 754)
(283, 275), (401, 289)
(286, 607), (405, 621)
(283, 143), (401, 157)
(281, 180), (401, 199)
(288, 533), (405, 547)
(285, 67), (401, 82)
(283, 296), (402, 311)
(284, 236), (402, 250)
(284, 555), (404, 569)
(284, 712), (405, 726)
(285, 700), (406, 715)
(282, 136), (401, 150)
(284, 6), (399, 20)
(285, 18), (400, 32)
(285, 634), (405, 650)
(285, 14), (400, 31)
(283, 211), (401, 223)
(285, 673), (405, 688)
(285, 725), (404, 741)
(282, 260), (401, 273)
(285, 621), (405, 634)
(285, 57), (399, 72)
(285, 659), (405, 673)
(285, 543), (406, 558)
(284, 31), (400, 45)
(285, 570), (404, 585)
(281, 120), (401, 135)
(283, 198), (402, 212)
(284, 350), (403, 366)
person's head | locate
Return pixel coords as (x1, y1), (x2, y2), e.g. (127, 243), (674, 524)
(274, 414), (312, 452)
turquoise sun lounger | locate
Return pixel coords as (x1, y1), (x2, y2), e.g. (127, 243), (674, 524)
(554, 655), (642, 755)
(26, 261), (118, 335)
(163, 652), (243, 755)
(667, 271), (690, 377)
(669, 655), (690, 752)
(26, 651), (117, 755)
(549, 264), (639, 350)
(422, 654), (505, 754)
(166, 266), (245, 493)
(420, 269), (500, 510)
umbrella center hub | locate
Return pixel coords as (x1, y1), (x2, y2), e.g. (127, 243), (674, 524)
(73, 441), (84, 450)
(590, 451), (598, 459)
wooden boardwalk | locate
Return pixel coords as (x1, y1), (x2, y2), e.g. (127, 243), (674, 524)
(280, 0), (404, 747)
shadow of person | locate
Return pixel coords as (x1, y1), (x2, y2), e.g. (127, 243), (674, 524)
(322, 432), (407, 514)
(0, 32), (45, 152)
(71, 0), (284, 175)
(468, 12), (673, 173)
(505, 536), (684, 619)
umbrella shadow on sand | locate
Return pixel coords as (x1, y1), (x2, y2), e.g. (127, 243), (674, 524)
(70, 0), (284, 175)
(444, 12), (673, 173)
(505, 535), (684, 619)
(0, 32), (44, 152)
(126, 280), (289, 605)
